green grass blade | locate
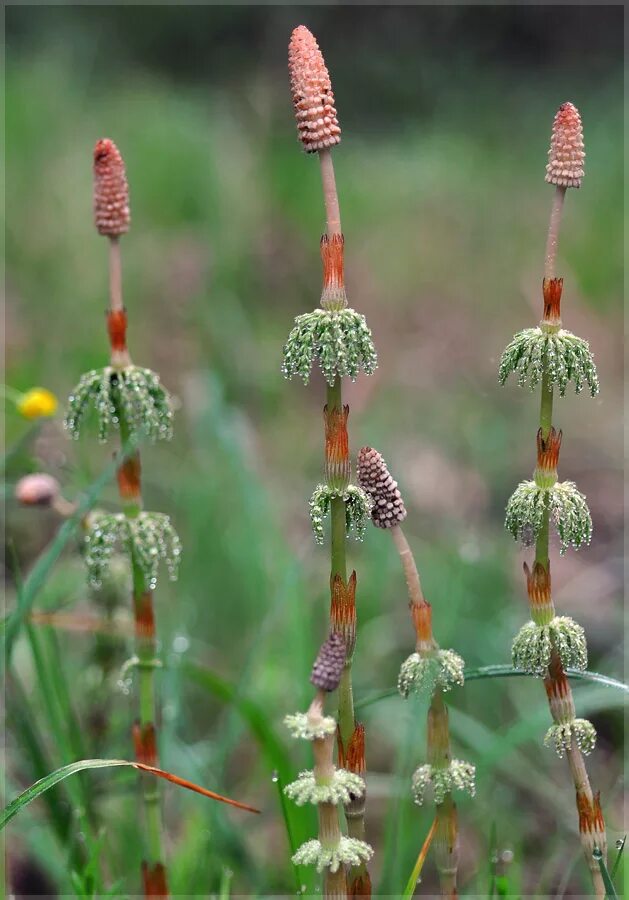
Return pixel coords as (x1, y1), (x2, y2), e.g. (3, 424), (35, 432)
(2, 456), (119, 667)
(1, 757), (259, 831)
(272, 769), (303, 894)
(401, 816), (436, 898)
(593, 848), (618, 898)
(181, 661), (310, 887)
(1, 759), (131, 830)
(181, 662), (292, 779)
(6, 673), (80, 859)
(218, 867), (233, 900)
(611, 835), (626, 879)
(355, 666), (628, 710)
(464, 665), (629, 693)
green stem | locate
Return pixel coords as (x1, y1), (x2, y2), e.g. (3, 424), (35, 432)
(327, 378), (347, 585)
(535, 367), (553, 571)
(326, 377), (352, 748)
(532, 298), (606, 897)
(118, 416), (164, 868)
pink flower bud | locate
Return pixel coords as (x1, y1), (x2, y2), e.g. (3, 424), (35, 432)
(15, 473), (60, 507)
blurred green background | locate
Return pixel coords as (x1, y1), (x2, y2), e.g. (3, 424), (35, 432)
(4, 6), (624, 897)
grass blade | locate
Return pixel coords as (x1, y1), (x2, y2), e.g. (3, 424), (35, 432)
(182, 661), (292, 779)
(402, 816), (437, 898)
(272, 769), (303, 894)
(464, 665), (629, 693)
(593, 848), (618, 899)
(2, 456), (119, 667)
(611, 835), (626, 879)
(1, 758), (260, 830)
(355, 666), (628, 710)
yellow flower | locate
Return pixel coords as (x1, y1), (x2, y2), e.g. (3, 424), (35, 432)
(17, 387), (58, 419)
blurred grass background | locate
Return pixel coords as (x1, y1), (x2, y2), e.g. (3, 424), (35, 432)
(4, 6), (625, 897)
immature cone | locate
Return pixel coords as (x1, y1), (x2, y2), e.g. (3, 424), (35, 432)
(93, 138), (130, 236)
(357, 447), (407, 528)
(545, 102), (585, 189)
(288, 26), (341, 153)
(310, 632), (347, 692)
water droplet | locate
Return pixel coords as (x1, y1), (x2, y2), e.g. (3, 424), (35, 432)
(271, 771), (279, 783)
(615, 837), (626, 849)
(172, 634), (190, 654)
(501, 849), (514, 864)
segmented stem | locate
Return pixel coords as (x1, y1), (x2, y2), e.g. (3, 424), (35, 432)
(544, 186), (566, 280)
(530, 191), (605, 898)
(119, 418), (164, 870)
(390, 524), (428, 610)
(392, 529), (460, 896)
(109, 237), (124, 314)
(109, 236), (165, 878)
(319, 149), (342, 237)
(320, 149), (364, 892)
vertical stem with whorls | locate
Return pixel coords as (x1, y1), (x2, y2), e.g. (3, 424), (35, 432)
(527, 178), (605, 898)
(319, 152), (365, 881)
(108, 238), (165, 875)
(357, 446), (470, 898)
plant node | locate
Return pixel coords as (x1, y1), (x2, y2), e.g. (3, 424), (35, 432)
(292, 836), (373, 874)
(511, 616), (587, 674)
(285, 769), (365, 806)
(309, 483), (373, 544)
(544, 719), (597, 758)
(282, 308), (377, 385)
(411, 759), (476, 806)
(85, 511), (181, 590)
(284, 712), (337, 741)
(65, 366), (173, 443)
(498, 327), (598, 397)
(397, 649), (465, 699)
(505, 480), (592, 553)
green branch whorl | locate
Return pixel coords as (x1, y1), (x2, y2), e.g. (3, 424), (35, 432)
(499, 327), (598, 397)
(282, 308), (377, 385)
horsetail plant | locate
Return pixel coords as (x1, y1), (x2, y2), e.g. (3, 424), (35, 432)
(64, 139), (179, 892)
(358, 448), (474, 898)
(499, 103), (607, 896)
(284, 634), (373, 898)
(284, 26), (376, 894)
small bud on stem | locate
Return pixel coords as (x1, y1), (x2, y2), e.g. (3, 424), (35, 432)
(311, 633), (347, 693)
